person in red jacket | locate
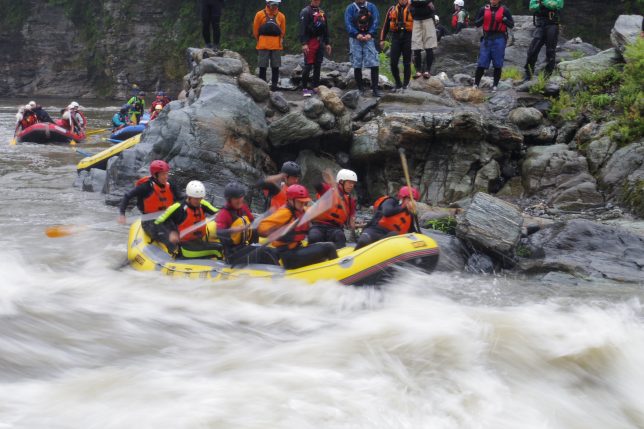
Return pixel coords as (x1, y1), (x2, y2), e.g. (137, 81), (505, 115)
(355, 185), (419, 249)
(215, 182), (279, 266)
(258, 184), (337, 269)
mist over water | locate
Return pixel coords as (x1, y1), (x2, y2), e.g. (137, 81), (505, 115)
(1, 99), (644, 428)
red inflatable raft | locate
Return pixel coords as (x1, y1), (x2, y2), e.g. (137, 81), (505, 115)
(17, 122), (85, 144)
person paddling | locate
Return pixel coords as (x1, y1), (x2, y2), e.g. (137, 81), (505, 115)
(355, 185), (419, 250)
(257, 161), (302, 211)
(112, 105), (133, 130)
(28, 101), (54, 123)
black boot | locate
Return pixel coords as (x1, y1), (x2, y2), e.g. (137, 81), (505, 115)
(259, 67), (267, 82)
(371, 67), (381, 97)
(354, 67), (364, 93)
(271, 67), (279, 91)
(474, 67), (485, 88)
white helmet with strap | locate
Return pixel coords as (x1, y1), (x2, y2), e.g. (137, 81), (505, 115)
(186, 180), (206, 198)
(454, 0), (465, 7)
(336, 169), (358, 183)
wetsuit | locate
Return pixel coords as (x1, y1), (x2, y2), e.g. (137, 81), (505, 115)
(299, 4), (331, 90)
(525, 0), (562, 79)
(202, 0), (224, 48)
(216, 203), (279, 266)
(32, 106), (54, 123)
(380, 2), (414, 89)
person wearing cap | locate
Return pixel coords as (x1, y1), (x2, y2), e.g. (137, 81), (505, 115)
(112, 104), (133, 130)
(309, 169), (358, 249)
(155, 180), (222, 259)
(355, 185), (419, 249)
(127, 92), (146, 124)
(258, 184), (338, 269)
(253, 0), (286, 92)
(215, 182), (279, 266)
(257, 161), (302, 211)
(118, 160), (182, 248)
(451, 0), (469, 34)
(299, 0), (332, 97)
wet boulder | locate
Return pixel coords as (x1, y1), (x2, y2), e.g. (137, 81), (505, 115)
(237, 73), (270, 102)
(611, 15), (644, 54)
(599, 140), (644, 217)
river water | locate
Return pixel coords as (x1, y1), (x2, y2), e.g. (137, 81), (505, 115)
(1, 98), (643, 428)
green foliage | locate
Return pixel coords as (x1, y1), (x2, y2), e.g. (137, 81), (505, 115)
(0, 0), (31, 30)
(515, 244), (532, 258)
(569, 51), (586, 60)
(501, 66), (523, 81)
(424, 216), (457, 235)
(528, 72), (548, 95)
(611, 37), (644, 144)
(548, 91), (579, 122)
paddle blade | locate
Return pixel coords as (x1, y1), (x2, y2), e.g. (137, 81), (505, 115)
(86, 128), (109, 136)
(10, 138), (17, 146)
(178, 215), (217, 240)
(45, 225), (81, 238)
(300, 187), (337, 225)
(69, 140), (77, 146)
(263, 220), (298, 245)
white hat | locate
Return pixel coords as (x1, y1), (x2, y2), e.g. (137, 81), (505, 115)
(28, 101), (37, 108)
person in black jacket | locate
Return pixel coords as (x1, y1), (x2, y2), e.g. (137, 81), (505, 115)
(524, 0), (563, 81)
(473, 0), (514, 91)
(380, 0), (414, 92)
(300, 0), (332, 96)
(202, 0), (224, 50)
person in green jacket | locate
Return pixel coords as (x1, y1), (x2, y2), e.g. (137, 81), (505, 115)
(127, 91), (146, 124)
(524, 0), (563, 81)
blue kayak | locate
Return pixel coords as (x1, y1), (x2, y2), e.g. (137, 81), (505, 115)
(110, 124), (145, 142)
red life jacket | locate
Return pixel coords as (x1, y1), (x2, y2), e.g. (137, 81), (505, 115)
(482, 6), (507, 33)
(451, 10), (469, 28)
(135, 177), (175, 214)
(388, 4), (413, 32)
(270, 184), (288, 211)
(178, 204), (207, 242)
(20, 113), (37, 129)
(315, 185), (353, 227)
(374, 196), (413, 234)
(273, 207), (309, 250)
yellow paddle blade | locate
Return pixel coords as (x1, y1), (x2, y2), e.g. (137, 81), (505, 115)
(70, 140), (77, 146)
(45, 225), (80, 238)
(86, 128), (109, 136)
(10, 138), (17, 146)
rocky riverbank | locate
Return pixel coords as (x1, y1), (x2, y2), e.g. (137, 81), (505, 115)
(85, 14), (643, 283)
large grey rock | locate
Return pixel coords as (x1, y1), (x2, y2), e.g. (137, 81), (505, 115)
(521, 125), (558, 146)
(303, 97), (326, 119)
(599, 141), (644, 217)
(610, 15), (644, 54)
(548, 174), (604, 211)
(269, 92), (290, 113)
(317, 112), (336, 130)
(408, 76), (445, 95)
(474, 160), (501, 193)
(585, 136), (618, 173)
(522, 144), (590, 195)
(456, 192), (524, 257)
(557, 49), (622, 80)
(421, 229), (469, 272)
(268, 112), (323, 147)
(380, 89), (456, 107)
(237, 73), (270, 102)
(199, 57), (244, 76)
(509, 107), (543, 130)
(351, 97), (378, 121)
(518, 219), (644, 283)
(341, 90), (361, 109)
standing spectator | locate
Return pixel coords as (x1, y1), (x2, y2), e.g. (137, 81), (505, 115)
(473, 0), (514, 92)
(345, 0), (381, 97)
(380, 0), (413, 92)
(201, 0), (224, 50)
(451, 0), (469, 34)
(409, 0), (437, 79)
(253, 0), (286, 91)
(523, 0), (564, 81)
(300, 0), (332, 97)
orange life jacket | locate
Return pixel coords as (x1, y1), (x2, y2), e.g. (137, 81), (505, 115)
(20, 113), (37, 129)
(135, 177), (175, 214)
(178, 204), (207, 242)
(374, 196), (413, 234)
(482, 5), (507, 33)
(273, 207), (309, 250)
(315, 186), (353, 227)
(270, 184), (288, 211)
(388, 4), (413, 32)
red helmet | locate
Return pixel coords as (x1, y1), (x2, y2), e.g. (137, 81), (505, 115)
(149, 160), (170, 175)
(398, 186), (420, 201)
(286, 184), (311, 202)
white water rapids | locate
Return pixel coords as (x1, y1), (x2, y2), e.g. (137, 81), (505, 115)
(1, 100), (643, 428)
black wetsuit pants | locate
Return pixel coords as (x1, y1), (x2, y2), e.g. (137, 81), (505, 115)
(355, 226), (397, 250)
(226, 244), (280, 267)
(278, 243), (338, 270)
(390, 32), (412, 88)
(308, 223), (347, 249)
(525, 22), (559, 78)
(202, 0), (223, 46)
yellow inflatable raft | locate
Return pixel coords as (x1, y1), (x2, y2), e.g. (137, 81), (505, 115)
(77, 134), (141, 171)
(127, 220), (439, 286)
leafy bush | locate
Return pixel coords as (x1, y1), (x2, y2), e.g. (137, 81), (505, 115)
(424, 217), (457, 235)
(501, 66), (523, 81)
(528, 72), (548, 95)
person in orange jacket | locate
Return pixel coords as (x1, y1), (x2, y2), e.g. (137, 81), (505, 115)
(258, 184), (338, 270)
(253, 0), (287, 91)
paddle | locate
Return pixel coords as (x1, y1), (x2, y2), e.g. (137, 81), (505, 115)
(85, 128), (110, 136)
(10, 123), (19, 145)
(45, 211), (164, 238)
(399, 148), (421, 233)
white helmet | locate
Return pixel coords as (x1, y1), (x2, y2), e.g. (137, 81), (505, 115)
(28, 101), (37, 108)
(186, 180), (206, 198)
(336, 169), (358, 183)
(435, 15), (440, 23)
(454, 0), (464, 7)
(155, 104), (163, 110)
(70, 101), (80, 109)
(24, 104), (32, 110)
(266, 0), (281, 3)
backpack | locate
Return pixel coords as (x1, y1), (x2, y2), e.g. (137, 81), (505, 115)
(354, 2), (373, 33)
(258, 10), (282, 37)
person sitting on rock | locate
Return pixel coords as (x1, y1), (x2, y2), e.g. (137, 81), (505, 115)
(150, 91), (171, 112)
(216, 182), (280, 267)
(409, 0), (437, 79)
(253, 0), (286, 92)
(523, 0), (563, 82)
(155, 180), (222, 259)
(258, 184), (338, 269)
(28, 101), (54, 123)
(345, 0), (381, 97)
(150, 104), (164, 121)
(112, 105), (132, 130)
(17, 104), (37, 131)
(127, 91), (146, 124)
(257, 161), (302, 211)
(355, 185), (419, 250)
(473, 0), (514, 92)
(118, 160), (181, 250)
(380, 0), (414, 92)
(309, 169), (358, 249)
(451, 0), (469, 34)
(300, 0), (332, 97)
